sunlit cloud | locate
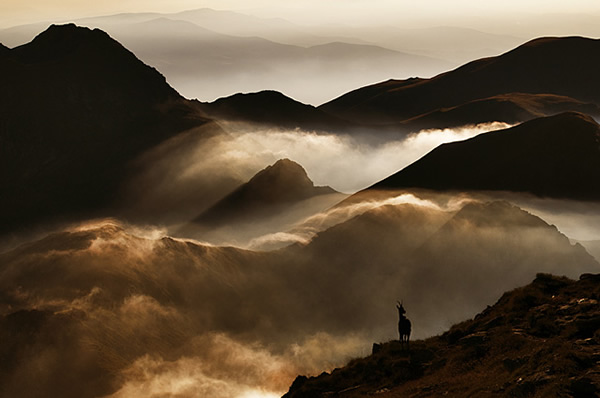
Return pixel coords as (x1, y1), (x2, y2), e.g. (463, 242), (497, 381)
(248, 192), (472, 250)
(211, 122), (512, 194)
(116, 121), (511, 231)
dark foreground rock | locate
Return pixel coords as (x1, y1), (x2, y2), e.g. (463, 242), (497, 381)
(284, 273), (600, 397)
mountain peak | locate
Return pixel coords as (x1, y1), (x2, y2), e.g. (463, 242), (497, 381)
(16, 24), (119, 60)
(247, 158), (314, 191)
(0, 24), (206, 233)
(9, 24), (177, 99)
(193, 159), (337, 226)
(320, 36), (600, 126)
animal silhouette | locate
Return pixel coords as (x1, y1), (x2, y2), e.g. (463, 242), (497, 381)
(397, 301), (412, 349)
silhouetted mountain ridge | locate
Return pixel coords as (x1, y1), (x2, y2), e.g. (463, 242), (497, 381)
(200, 90), (352, 131)
(320, 36), (600, 125)
(0, 24), (208, 234)
(369, 112), (600, 200)
(400, 93), (600, 130)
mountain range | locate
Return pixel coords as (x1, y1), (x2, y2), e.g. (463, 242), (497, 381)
(320, 36), (600, 126)
(3, 24), (600, 237)
(0, 8), (530, 105)
(196, 36), (600, 134)
(2, 17), (600, 398)
(0, 12), (454, 105)
(197, 91), (353, 132)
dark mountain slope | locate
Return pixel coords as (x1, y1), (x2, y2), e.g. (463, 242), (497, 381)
(321, 37), (600, 125)
(400, 93), (600, 130)
(199, 90), (352, 131)
(192, 158), (337, 226)
(286, 199), (597, 335)
(0, 24), (208, 233)
(370, 112), (600, 200)
(284, 273), (600, 397)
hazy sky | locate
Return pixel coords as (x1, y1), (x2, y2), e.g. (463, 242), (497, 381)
(2, 0), (600, 28)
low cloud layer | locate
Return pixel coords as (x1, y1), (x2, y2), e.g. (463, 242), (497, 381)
(2, 196), (598, 398)
(211, 122), (513, 194)
(248, 192), (470, 250)
(117, 121), (511, 233)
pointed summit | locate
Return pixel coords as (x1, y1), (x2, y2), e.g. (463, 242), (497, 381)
(9, 23), (178, 101)
(194, 159), (337, 226)
(244, 158), (329, 201)
(0, 24), (207, 234)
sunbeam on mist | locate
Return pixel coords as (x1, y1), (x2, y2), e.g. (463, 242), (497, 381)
(247, 192), (471, 250)
(2, 197), (599, 398)
(213, 121), (514, 193)
(118, 121), (512, 228)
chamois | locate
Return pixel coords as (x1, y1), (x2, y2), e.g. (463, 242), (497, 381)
(397, 301), (411, 349)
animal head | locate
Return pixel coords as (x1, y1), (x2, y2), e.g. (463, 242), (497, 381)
(396, 301), (406, 315)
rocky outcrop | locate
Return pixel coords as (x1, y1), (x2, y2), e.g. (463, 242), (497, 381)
(284, 273), (600, 397)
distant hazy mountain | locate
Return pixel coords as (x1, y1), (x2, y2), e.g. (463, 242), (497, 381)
(370, 112), (600, 200)
(0, 12), (453, 105)
(0, 24), (208, 234)
(347, 26), (523, 63)
(169, 8), (350, 47)
(199, 90), (353, 132)
(577, 240), (600, 263)
(321, 37), (600, 124)
(104, 17), (450, 105)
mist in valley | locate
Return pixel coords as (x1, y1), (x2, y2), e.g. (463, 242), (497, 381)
(3, 3), (600, 397)
(115, 121), (511, 239)
(2, 192), (599, 398)
(2, 115), (600, 397)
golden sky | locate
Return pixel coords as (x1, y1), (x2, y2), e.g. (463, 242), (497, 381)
(2, 0), (600, 28)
